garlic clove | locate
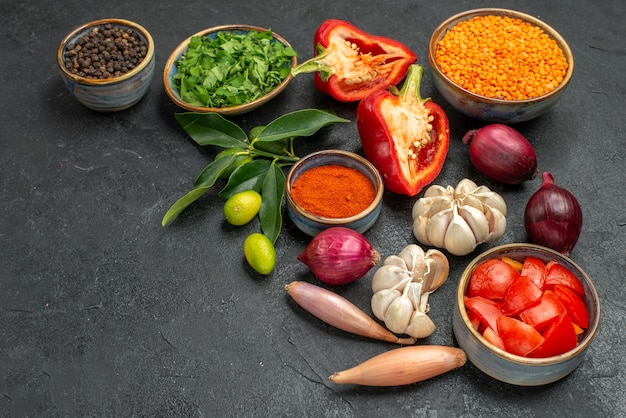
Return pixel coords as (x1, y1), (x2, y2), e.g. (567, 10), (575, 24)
(383, 296), (414, 334)
(423, 184), (450, 198)
(412, 196), (434, 219)
(381, 254), (409, 269)
(444, 206), (478, 256)
(405, 310), (436, 338)
(484, 207), (507, 243)
(418, 291), (431, 313)
(458, 203), (490, 244)
(422, 249), (449, 293)
(412, 195), (453, 220)
(455, 178), (479, 197)
(458, 194), (485, 211)
(371, 288), (402, 321)
(412, 215), (433, 246)
(398, 244), (425, 273)
(371, 265), (410, 293)
(426, 207), (454, 248)
(474, 187), (508, 216)
(405, 281), (423, 310)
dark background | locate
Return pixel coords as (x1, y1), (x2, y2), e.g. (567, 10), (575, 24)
(1, 0), (624, 416)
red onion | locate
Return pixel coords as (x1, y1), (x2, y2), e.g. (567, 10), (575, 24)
(524, 172), (583, 256)
(462, 124), (538, 184)
(297, 227), (381, 285)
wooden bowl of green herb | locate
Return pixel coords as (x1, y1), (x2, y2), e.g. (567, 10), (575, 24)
(163, 25), (298, 115)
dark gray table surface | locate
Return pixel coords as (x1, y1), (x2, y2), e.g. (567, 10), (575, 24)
(2, 0), (624, 416)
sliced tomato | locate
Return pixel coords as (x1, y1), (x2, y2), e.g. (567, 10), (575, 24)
(465, 296), (504, 334)
(545, 260), (585, 296)
(520, 256), (546, 289)
(519, 290), (567, 332)
(468, 258), (519, 300)
(528, 313), (578, 358)
(466, 308), (481, 330)
(497, 316), (544, 357)
(553, 284), (590, 329)
(483, 326), (505, 351)
(502, 275), (543, 316)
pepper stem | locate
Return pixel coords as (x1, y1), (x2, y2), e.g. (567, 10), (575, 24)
(397, 64), (430, 105)
(290, 47), (334, 81)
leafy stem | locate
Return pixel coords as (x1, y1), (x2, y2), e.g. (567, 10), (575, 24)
(161, 109), (350, 243)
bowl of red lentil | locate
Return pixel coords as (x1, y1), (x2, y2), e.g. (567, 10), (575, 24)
(428, 8), (574, 123)
(285, 150), (384, 237)
(57, 18), (155, 112)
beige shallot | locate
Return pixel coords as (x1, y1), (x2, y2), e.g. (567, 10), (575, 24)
(286, 281), (416, 345)
(329, 345), (466, 386)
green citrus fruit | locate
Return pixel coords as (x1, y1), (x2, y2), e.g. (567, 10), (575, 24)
(223, 190), (262, 226)
(243, 233), (276, 275)
(215, 147), (253, 178)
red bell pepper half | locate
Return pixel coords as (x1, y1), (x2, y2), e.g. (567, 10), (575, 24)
(291, 19), (417, 102)
(357, 64), (450, 196)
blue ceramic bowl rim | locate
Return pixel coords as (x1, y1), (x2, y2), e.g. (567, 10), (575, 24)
(162, 24), (297, 115)
(57, 18), (155, 85)
(285, 150), (385, 225)
(456, 243), (600, 365)
(428, 8), (574, 105)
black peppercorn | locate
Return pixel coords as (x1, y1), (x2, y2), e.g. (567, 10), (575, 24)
(63, 23), (148, 79)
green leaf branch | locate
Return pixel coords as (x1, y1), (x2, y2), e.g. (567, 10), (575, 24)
(161, 109), (349, 243)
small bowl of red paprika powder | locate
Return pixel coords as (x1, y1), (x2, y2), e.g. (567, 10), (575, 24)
(285, 150), (384, 236)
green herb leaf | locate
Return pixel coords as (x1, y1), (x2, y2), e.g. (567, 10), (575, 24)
(249, 125), (265, 139)
(175, 112), (248, 148)
(259, 163), (285, 244)
(173, 30), (298, 108)
(161, 186), (210, 226)
(218, 159), (272, 199)
(194, 153), (238, 188)
(256, 109), (349, 143)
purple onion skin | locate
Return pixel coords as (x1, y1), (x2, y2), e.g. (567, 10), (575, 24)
(524, 172), (583, 256)
(462, 124), (538, 184)
(297, 227), (381, 285)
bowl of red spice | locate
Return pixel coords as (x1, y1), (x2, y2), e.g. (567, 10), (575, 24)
(453, 243), (600, 386)
(285, 150), (384, 236)
(428, 8), (574, 123)
(57, 18), (155, 112)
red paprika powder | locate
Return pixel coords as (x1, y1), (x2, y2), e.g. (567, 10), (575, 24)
(291, 164), (375, 218)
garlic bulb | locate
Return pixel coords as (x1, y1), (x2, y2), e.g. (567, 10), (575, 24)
(371, 244), (449, 338)
(412, 178), (507, 256)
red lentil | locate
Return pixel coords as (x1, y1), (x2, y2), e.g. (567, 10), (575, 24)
(435, 15), (569, 100)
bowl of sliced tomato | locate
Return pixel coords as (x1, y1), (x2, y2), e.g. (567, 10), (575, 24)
(453, 243), (600, 386)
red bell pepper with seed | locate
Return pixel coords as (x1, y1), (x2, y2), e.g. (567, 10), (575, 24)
(291, 19), (417, 102)
(357, 64), (449, 196)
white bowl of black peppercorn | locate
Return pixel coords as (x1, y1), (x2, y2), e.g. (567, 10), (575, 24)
(57, 18), (155, 112)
